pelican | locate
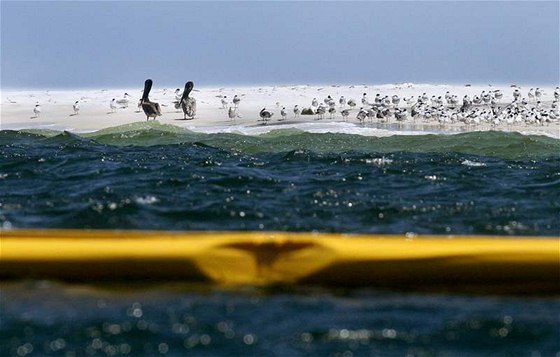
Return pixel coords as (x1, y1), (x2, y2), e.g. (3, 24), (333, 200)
(140, 79), (161, 121)
(179, 81), (196, 119)
(259, 108), (273, 123)
(72, 101), (80, 115)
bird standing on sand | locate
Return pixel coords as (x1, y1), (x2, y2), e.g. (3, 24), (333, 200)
(328, 106), (336, 119)
(259, 108), (273, 123)
(140, 79), (162, 121)
(221, 96), (228, 109)
(228, 107), (239, 121)
(391, 95), (400, 107)
(362, 93), (369, 106)
(339, 96), (346, 108)
(341, 109), (350, 121)
(280, 107), (287, 121)
(535, 88), (542, 101)
(293, 105), (300, 119)
(347, 99), (357, 108)
(33, 104), (41, 118)
(513, 89), (521, 101)
(233, 95), (241, 108)
(356, 107), (367, 122)
(179, 81), (196, 119)
(311, 98), (318, 108)
(316, 104), (326, 120)
(110, 99), (117, 113)
(73, 101), (80, 115)
(116, 93), (131, 108)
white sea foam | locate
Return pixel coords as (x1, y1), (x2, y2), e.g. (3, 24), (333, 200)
(461, 160), (487, 167)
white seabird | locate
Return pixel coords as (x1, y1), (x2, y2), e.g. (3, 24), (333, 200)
(72, 101), (80, 115)
(33, 104), (41, 118)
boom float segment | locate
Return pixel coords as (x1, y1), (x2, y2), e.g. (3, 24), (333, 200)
(1, 230), (558, 293)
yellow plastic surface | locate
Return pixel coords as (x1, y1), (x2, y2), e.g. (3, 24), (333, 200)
(1, 229), (559, 293)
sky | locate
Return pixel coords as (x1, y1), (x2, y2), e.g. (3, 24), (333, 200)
(1, 1), (559, 89)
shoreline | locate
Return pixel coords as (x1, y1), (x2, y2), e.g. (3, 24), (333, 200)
(2, 83), (559, 138)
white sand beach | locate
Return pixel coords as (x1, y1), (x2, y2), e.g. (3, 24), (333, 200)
(2, 83), (559, 138)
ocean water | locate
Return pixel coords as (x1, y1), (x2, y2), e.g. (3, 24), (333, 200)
(1, 122), (559, 356)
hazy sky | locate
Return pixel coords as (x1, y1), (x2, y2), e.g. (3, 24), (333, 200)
(1, 1), (559, 89)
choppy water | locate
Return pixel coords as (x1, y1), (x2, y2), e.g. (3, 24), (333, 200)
(1, 122), (559, 356)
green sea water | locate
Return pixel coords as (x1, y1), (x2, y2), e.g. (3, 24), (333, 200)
(1, 123), (559, 356)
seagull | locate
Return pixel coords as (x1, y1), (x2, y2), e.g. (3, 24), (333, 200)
(33, 104), (41, 118)
(221, 96), (228, 109)
(404, 96), (415, 105)
(311, 98), (318, 108)
(535, 88), (542, 101)
(72, 101), (80, 115)
(341, 109), (350, 121)
(280, 107), (287, 121)
(513, 89), (521, 101)
(232, 95), (241, 108)
(179, 81), (196, 119)
(494, 90), (503, 101)
(228, 107), (239, 121)
(140, 79), (162, 121)
(362, 93), (369, 105)
(328, 106), (336, 119)
(316, 104), (326, 120)
(339, 96), (346, 108)
(110, 99), (117, 113)
(259, 108), (273, 123)
(391, 95), (400, 107)
(528, 88), (535, 101)
(293, 105), (300, 119)
(116, 93), (131, 108)
(347, 99), (357, 108)
(356, 107), (367, 122)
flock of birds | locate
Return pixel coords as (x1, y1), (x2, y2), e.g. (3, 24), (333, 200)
(31, 79), (197, 121)
(28, 80), (560, 130)
(255, 86), (560, 128)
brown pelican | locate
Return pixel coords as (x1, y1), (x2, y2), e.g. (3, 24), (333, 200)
(179, 81), (196, 120)
(140, 79), (161, 121)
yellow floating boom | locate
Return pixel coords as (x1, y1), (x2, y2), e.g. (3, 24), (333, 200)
(1, 229), (558, 293)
